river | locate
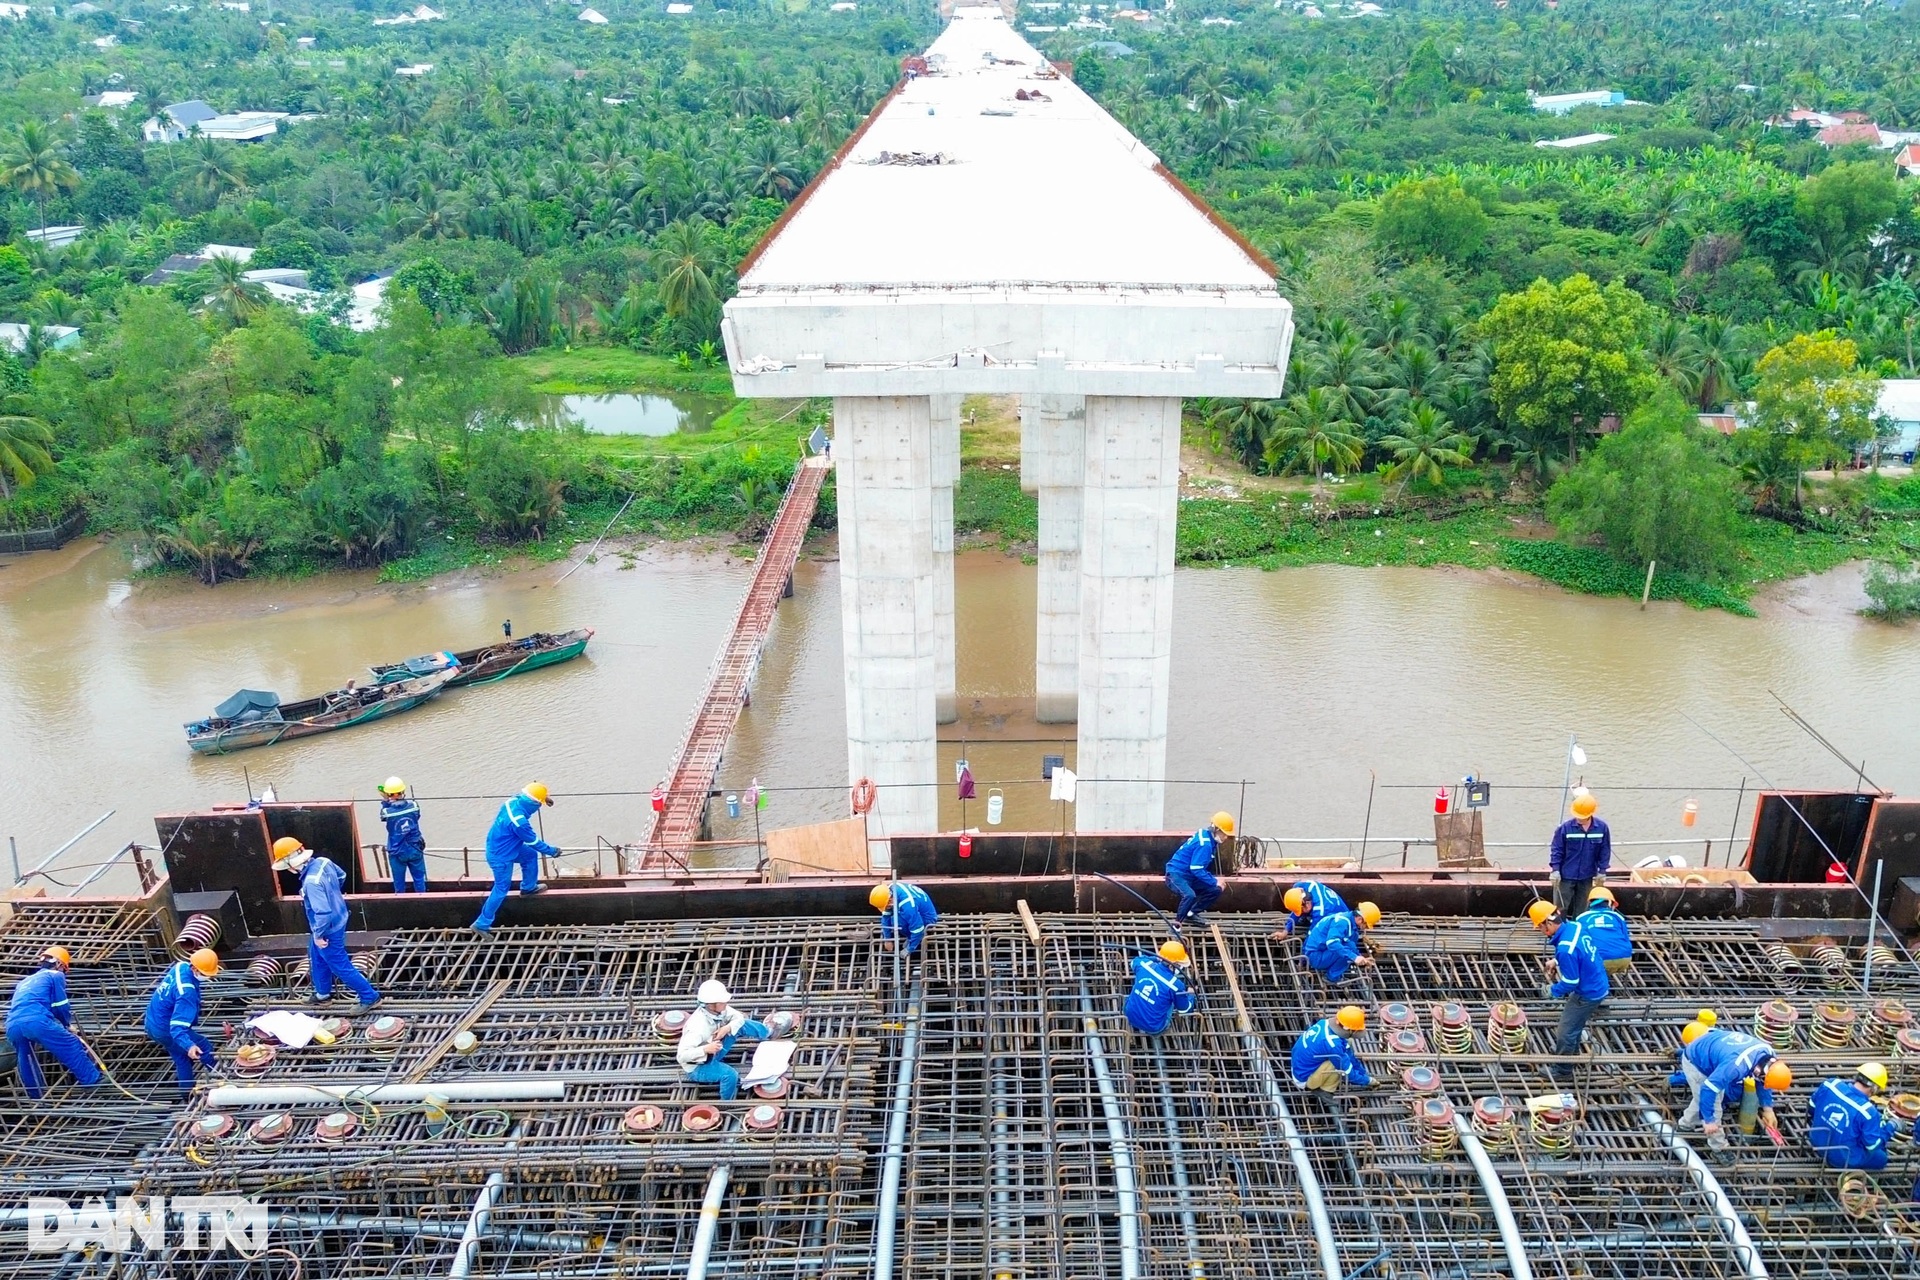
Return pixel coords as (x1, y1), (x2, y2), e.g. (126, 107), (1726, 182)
(1, 538), (1915, 892)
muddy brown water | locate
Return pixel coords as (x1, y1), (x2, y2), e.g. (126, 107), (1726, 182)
(1, 540), (1915, 893)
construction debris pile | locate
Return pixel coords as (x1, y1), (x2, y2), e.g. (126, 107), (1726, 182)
(5, 898), (1920, 1278)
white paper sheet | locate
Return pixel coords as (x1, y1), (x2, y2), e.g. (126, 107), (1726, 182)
(246, 1010), (328, 1048)
(740, 1038), (797, 1088)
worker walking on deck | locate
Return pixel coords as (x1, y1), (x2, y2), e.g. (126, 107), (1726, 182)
(6, 947), (100, 1100)
(471, 783), (558, 935)
(1578, 887), (1633, 977)
(144, 949), (221, 1095)
(275, 838), (382, 1012)
(1123, 941), (1197, 1035)
(1304, 903), (1381, 984)
(1549, 793), (1612, 917)
(1676, 1026), (1789, 1150)
(1277, 881), (1349, 937)
(1166, 812), (1233, 927)
(378, 777), (428, 893)
(677, 980), (771, 1101)
(1810, 1063), (1896, 1170)
(1291, 1006), (1371, 1092)
(870, 881), (939, 954)
(1528, 901), (1608, 1083)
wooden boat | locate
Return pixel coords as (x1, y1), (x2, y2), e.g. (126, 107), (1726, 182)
(183, 670), (456, 755)
(369, 627), (594, 689)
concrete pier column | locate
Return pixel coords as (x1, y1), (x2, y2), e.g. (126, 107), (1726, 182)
(1076, 395), (1182, 832)
(930, 394), (962, 725)
(1019, 394), (1086, 723)
(834, 396), (939, 855)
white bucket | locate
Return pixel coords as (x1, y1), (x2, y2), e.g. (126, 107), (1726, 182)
(986, 789), (1004, 825)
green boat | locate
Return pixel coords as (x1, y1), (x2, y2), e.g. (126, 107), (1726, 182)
(369, 627), (594, 689)
(184, 670), (456, 756)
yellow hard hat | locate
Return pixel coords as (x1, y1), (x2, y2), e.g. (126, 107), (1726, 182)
(1681, 1020), (1709, 1045)
(1159, 940), (1189, 965)
(1336, 1005), (1366, 1033)
(524, 782), (553, 806)
(1284, 887), (1309, 915)
(1211, 811), (1235, 835)
(1571, 794), (1598, 818)
(1356, 902), (1381, 928)
(1859, 1061), (1891, 1091)
(1763, 1061), (1792, 1091)
(379, 777), (407, 796)
(1698, 1008), (1718, 1027)
(869, 884), (892, 911)
(190, 948), (221, 977)
(1587, 886), (1616, 905)
(1527, 901), (1557, 929)
(42, 945), (71, 970)
(272, 836), (304, 859)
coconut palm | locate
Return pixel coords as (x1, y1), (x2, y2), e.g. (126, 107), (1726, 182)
(1647, 317), (1705, 402)
(652, 218), (722, 321)
(0, 414), (55, 501)
(189, 136), (245, 201)
(1376, 403), (1474, 494)
(1265, 387), (1365, 490)
(1, 122), (80, 236)
(1207, 398), (1278, 470)
(204, 255), (268, 324)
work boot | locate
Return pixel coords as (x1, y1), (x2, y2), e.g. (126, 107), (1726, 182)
(305, 991), (332, 1005)
(520, 884), (546, 896)
(469, 924), (492, 937)
(340, 1000), (381, 1017)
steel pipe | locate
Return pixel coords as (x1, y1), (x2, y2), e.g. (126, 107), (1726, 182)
(209, 1080), (567, 1108)
(687, 1164), (731, 1280)
(872, 979), (923, 1280)
(447, 1121), (523, 1280)
(1077, 984), (1141, 1280)
(273, 1211), (593, 1254)
(1452, 1114), (1535, 1280)
(1151, 1040), (1207, 1280)
(1642, 1110), (1769, 1280)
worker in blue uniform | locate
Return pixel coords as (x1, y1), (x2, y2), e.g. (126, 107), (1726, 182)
(1677, 1026), (1790, 1150)
(1549, 792), (1612, 917)
(1809, 1063), (1896, 1170)
(1668, 1009), (1719, 1086)
(1166, 812), (1233, 926)
(1528, 901), (1609, 1082)
(7, 946), (100, 1100)
(1304, 902), (1381, 983)
(471, 783), (559, 935)
(143, 948), (221, 1095)
(1277, 881), (1349, 937)
(1578, 886), (1634, 977)
(1123, 941), (1197, 1035)
(377, 776), (428, 893)
(870, 881), (939, 953)
(1291, 1006), (1370, 1091)
(275, 837), (382, 1011)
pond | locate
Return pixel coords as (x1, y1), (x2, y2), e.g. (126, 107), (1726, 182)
(540, 391), (731, 436)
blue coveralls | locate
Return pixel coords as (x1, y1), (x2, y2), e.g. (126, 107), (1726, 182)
(7, 966), (99, 1099)
(1290, 1018), (1370, 1089)
(1283, 881), (1349, 935)
(1809, 1078), (1896, 1170)
(299, 856), (380, 1006)
(1548, 917), (1609, 1080)
(678, 1007), (772, 1100)
(380, 797), (428, 893)
(877, 882), (939, 954)
(1123, 956), (1195, 1035)
(1680, 1029), (1777, 1126)
(1165, 828), (1222, 923)
(473, 793), (557, 932)
(1304, 911), (1364, 983)
(144, 961), (215, 1095)
(1549, 816), (1612, 915)
(1577, 904), (1633, 966)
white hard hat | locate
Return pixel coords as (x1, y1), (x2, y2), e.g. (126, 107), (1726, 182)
(697, 979), (730, 1005)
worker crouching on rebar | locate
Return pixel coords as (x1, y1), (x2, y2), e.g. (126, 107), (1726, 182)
(274, 837), (383, 1013)
(678, 980), (771, 1101)
(1124, 941), (1196, 1035)
(1809, 1062), (1896, 1170)
(1304, 902), (1380, 984)
(6, 946), (100, 1100)
(1676, 1025), (1790, 1151)
(144, 948), (221, 1095)
(1577, 886), (1633, 977)
(1166, 812), (1232, 927)
(1274, 880), (1349, 939)
(1291, 1006), (1370, 1093)
(870, 881), (938, 953)
(1528, 901), (1608, 1084)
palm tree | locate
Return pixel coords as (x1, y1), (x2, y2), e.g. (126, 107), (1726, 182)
(0, 414), (55, 501)
(1691, 317), (1747, 410)
(1313, 335), (1383, 423)
(1646, 317), (1705, 402)
(1, 122), (80, 236)
(204, 255), (268, 324)
(1265, 387), (1365, 491)
(652, 218), (722, 321)
(739, 134), (804, 201)
(1376, 403), (1474, 495)
(1207, 398), (1278, 470)
(189, 136), (245, 202)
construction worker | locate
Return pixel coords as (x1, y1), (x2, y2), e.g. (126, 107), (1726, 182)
(1124, 941), (1197, 1035)
(1669, 1009), (1718, 1087)
(144, 948), (220, 1096)
(377, 777), (428, 893)
(1809, 1063), (1896, 1171)
(870, 881), (939, 954)
(1549, 793), (1612, 917)
(1166, 812), (1233, 927)
(6, 946), (99, 1100)
(274, 837), (382, 1012)
(676, 979), (771, 1101)
(1304, 902), (1381, 984)
(1277, 881), (1349, 937)
(1579, 886), (1633, 977)
(472, 783), (557, 935)
(1528, 901), (1608, 1083)
(1677, 1025), (1789, 1150)
(1291, 1006), (1371, 1092)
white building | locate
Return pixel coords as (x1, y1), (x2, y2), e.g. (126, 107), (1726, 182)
(142, 101), (288, 143)
(1531, 89), (1626, 115)
(84, 90), (140, 109)
(372, 3), (442, 22)
(0, 323), (81, 353)
(1535, 132), (1614, 149)
(577, 5), (608, 19)
(0, 4), (29, 18)
(23, 226), (86, 249)
(1878, 380), (1920, 461)
(394, 62), (434, 76)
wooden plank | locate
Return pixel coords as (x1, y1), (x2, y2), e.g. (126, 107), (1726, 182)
(405, 978), (511, 1082)
(765, 818), (870, 877)
(1015, 899), (1042, 947)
